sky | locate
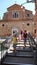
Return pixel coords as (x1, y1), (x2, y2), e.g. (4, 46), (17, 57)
(0, 0), (35, 19)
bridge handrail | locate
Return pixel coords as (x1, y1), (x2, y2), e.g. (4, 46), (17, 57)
(27, 32), (36, 45)
(0, 39), (9, 61)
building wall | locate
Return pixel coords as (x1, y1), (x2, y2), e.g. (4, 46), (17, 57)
(0, 20), (36, 37)
(35, 0), (37, 40)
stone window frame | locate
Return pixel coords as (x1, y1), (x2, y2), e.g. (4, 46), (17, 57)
(27, 13), (30, 17)
(26, 13), (30, 17)
(12, 10), (19, 18)
(11, 26), (19, 36)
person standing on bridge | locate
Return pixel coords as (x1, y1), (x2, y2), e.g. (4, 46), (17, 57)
(11, 33), (17, 55)
(23, 30), (27, 47)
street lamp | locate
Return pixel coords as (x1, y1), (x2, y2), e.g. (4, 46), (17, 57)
(27, 0), (35, 3)
(21, 0), (35, 6)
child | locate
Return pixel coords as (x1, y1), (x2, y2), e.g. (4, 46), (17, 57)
(18, 33), (21, 41)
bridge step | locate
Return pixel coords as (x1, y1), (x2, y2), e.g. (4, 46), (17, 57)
(1, 45), (35, 65)
(2, 63), (34, 65)
(2, 56), (34, 65)
(7, 51), (34, 58)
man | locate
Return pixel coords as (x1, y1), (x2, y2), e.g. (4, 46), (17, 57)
(23, 30), (27, 47)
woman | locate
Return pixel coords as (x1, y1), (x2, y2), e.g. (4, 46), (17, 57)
(11, 33), (17, 55)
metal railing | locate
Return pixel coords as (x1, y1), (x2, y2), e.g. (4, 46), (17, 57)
(27, 32), (37, 65)
(0, 35), (37, 65)
(0, 39), (10, 62)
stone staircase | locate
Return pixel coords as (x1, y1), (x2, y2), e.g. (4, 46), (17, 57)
(1, 46), (36, 65)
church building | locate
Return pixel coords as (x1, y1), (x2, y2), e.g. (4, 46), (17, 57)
(0, 4), (36, 38)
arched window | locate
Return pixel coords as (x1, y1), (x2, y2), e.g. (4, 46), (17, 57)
(27, 13), (30, 17)
(12, 11), (19, 18)
(11, 27), (19, 36)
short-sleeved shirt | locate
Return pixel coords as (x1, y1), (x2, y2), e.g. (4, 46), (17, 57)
(12, 37), (17, 44)
(23, 32), (27, 38)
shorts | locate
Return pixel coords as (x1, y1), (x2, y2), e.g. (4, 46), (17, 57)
(13, 44), (16, 48)
(24, 38), (27, 42)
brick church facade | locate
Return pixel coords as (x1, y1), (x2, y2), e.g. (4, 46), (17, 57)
(0, 4), (36, 37)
